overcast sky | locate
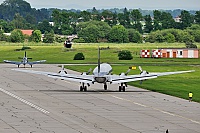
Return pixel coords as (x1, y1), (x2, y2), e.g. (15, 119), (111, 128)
(0, 0), (199, 10)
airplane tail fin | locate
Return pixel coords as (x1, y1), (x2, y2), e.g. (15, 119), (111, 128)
(98, 46), (100, 74)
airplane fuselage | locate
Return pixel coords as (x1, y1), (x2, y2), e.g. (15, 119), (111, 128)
(22, 57), (28, 65)
(93, 63), (112, 83)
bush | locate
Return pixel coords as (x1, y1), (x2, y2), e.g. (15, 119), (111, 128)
(118, 50), (133, 60)
(164, 33), (175, 43)
(10, 29), (24, 43)
(43, 30), (54, 43)
(74, 53), (85, 60)
(185, 42), (197, 48)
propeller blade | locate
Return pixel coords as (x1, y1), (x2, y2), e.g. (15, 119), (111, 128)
(86, 68), (92, 75)
(139, 66), (143, 72)
(25, 51), (26, 57)
(125, 69), (131, 75)
(27, 58), (32, 59)
(18, 57), (23, 59)
(61, 65), (64, 70)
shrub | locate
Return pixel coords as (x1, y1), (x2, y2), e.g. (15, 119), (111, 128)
(185, 42), (197, 48)
(74, 53), (85, 60)
(10, 29), (24, 43)
(118, 50), (133, 60)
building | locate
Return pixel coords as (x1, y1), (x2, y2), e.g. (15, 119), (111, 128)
(159, 48), (199, 58)
(140, 48), (199, 58)
(21, 30), (33, 36)
(140, 50), (151, 58)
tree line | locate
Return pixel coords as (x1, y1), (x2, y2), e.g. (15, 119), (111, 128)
(0, 0), (200, 44)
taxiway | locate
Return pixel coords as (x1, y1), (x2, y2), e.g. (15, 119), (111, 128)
(0, 64), (199, 133)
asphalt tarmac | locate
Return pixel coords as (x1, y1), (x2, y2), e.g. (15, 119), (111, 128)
(0, 64), (199, 133)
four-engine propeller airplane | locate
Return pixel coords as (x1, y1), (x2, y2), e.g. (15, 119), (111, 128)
(13, 48), (194, 92)
(4, 51), (46, 68)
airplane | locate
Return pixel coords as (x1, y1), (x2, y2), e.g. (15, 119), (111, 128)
(4, 51), (46, 68)
(12, 48), (195, 92)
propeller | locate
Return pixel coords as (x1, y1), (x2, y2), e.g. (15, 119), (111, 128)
(139, 66), (149, 84)
(58, 65), (67, 75)
(119, 68), (131, 76)
(139, 66), (149, 75)
(81, 68), (92, 75)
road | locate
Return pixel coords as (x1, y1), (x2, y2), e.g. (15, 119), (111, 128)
(0, 64), (199, 133)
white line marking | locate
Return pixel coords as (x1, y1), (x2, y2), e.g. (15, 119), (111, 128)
(107, 94), (200, 125)
(0, 88), (50, 114)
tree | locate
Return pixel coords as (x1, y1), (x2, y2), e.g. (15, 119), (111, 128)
(10, 29), (24, 43)
(37, 19), (52, 34)
(43, 30), (54, 43)
(130, 9), (143, 33)
(161, 12), (175, 29)
(153, 10), (162, 30)
(118, 8), (131, 28)
(128, 29), (142, 43)
(0, 0), (32, 21)
(11, 13), (27, 29)
(108, 25), (129, 43)
(77, 21), (111, 43)
(177, 30), (194, 43)
(101, 10), (117, 27)
(144, 15), (153, 33)
(0, 19), (14, 33)
(30, 30), (42, 42)
(164, 33), (175, 43)
(79, 11), (91, 22)
(194, 11), (200, 24)
(180, 10), (194, 29)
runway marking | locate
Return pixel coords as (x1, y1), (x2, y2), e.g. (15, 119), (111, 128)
(106, 94), (200, 125)
(0, 88), (50, 114)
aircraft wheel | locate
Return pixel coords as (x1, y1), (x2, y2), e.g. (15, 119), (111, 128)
(84, 86), (87, 92)
(119, 86), (122, 92)
(80, 86), (83, 91)
(123, 86), (126, 92)
(104, 84), (107, 90)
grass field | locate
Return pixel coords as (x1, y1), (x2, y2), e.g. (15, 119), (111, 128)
(0, 42), (199, 102)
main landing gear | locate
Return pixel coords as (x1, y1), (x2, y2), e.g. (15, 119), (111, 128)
(104, 84), (107, 90)
(119, 83), (126, 92)
(80, 83), (87, 91)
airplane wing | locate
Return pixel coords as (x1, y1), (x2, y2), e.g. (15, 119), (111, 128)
(110, 74), (158, 84)
(28, 60), (46, 65)
(4, 60), (21, 65)
(110, 70), (195, 84)
(151, 70), (195, 76)
(12, 69), (94, 84)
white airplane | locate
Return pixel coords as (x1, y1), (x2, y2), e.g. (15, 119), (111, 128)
(4, 51), (46, 68)
(13, 48), (194, 92)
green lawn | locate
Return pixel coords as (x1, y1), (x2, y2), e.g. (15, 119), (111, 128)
(0, 42), (199, 102)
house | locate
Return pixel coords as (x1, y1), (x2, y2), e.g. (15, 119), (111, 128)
(159, 48), (199, 58)
(140, 48), (199, 58)
(21, 30), (33, 36)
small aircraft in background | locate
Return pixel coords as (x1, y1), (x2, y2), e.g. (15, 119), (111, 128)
(4, 51), (46, 68)
(12, 48), (195, 92)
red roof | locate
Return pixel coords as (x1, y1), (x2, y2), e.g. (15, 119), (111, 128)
(21, 30), (33, 36)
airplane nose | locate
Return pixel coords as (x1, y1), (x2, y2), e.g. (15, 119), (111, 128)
(94, 77), (107, 83)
